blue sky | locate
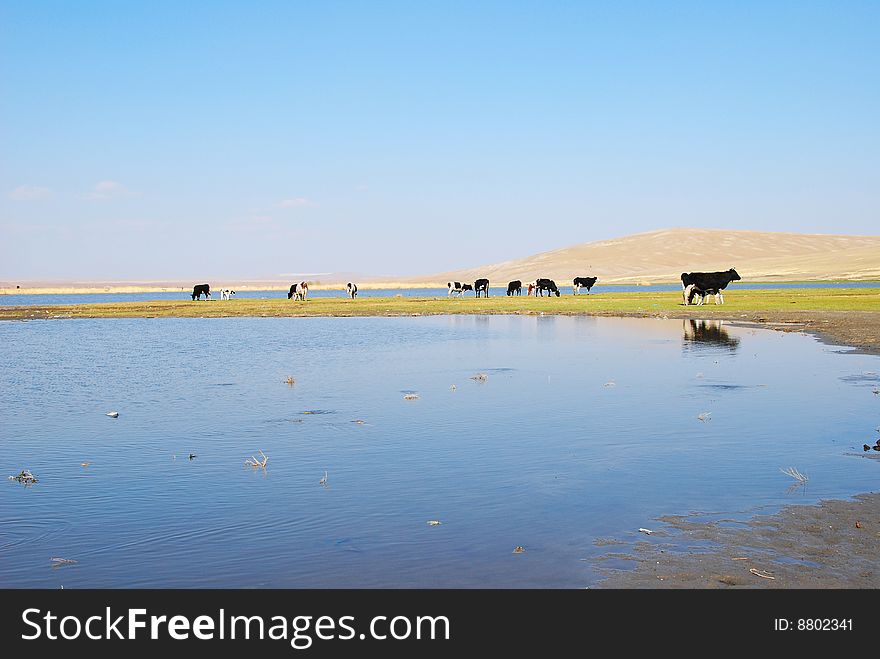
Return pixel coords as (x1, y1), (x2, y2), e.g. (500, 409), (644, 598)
(1, 1), (878, 280)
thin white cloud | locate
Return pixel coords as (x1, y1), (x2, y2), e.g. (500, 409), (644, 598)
(277, 197), (316, 208)
(82, 180), (133, 201)
(8, 185), (53, 201)
(355, 184), (369, 191)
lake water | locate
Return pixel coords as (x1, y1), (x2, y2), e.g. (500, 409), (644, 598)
(1, 316), (878, 587)
(1, 281), (878, 306)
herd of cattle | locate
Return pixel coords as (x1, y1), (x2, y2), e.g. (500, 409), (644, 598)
(190, 268), (741, 306)
(446, 277), (598, 297)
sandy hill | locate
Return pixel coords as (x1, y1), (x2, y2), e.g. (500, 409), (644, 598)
(418, 228), (880, 285)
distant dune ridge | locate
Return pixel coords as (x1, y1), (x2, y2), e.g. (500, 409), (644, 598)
(419, 228), (880, 286)
(3, 228), (880, 295)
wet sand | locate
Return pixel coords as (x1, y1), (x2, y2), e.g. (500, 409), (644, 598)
(596, 491), (880, 588)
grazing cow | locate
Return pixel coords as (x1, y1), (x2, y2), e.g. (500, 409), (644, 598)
(346, 282), (358, 299)
(507, 280), (522, 296)
(448, 281), (468, 297)
(460, 283), (474, 295)
(219, 289), (235, 301)
(527, 281), (535, 296)
(287, 282), (309, 301)
(681, 268), (741, 305)
(191, 284), (211, 300)
(535, 278), (561, 297)
(474, 278), (490, 298)
(572, 276), (598, 295)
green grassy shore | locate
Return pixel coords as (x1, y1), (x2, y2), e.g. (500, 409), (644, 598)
(1, 287), (878, 319)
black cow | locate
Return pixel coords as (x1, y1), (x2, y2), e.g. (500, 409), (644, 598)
(507, 280), (522, 296)
(535, 278), (560, 297)
(681, 268), (741, 305)
(461, 283), (474, 295)
(191, 284), (211, 300)
(572, 276), (598, 295)
(346, 282), (358, 299)
(474, 278), (490, 298)
(287, 282), (309, 301)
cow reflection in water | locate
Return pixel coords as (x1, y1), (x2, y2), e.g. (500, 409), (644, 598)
(682, 319), (740, 351)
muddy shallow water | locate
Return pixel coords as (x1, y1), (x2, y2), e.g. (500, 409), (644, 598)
(1, 315), (878, 587)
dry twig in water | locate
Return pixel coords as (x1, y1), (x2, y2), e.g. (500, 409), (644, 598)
(50, 557), (77, 567)
(245, 450), (268, 469)
(470, 373), (488, 383)
(403, 393), (420, 400)
(780, 467), (808, 484)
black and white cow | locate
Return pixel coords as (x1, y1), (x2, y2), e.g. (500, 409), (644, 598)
(572, 276), (598, 295)
(507, 280), (522, 296)
(287, 282), (309, 301)
(191, 283), (211, 300)
(681, 268), (741, 305)
(346, 282), (358, 299)
(448, 281), (469, 297)
(474, 278), (490, 298)
(219, 289), (235, 300)
(535, 278), (561, 297)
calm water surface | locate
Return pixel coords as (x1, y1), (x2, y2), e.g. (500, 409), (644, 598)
(1, 316), (878, 587)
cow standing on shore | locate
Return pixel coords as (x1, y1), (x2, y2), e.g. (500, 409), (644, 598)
(681, 269), (741, 305)
(474, 278), (490, 298)
(288, 282), (309, 301)
(534, 278), (561, 297)
(448, 282), (473, 297)
(346, 282), (358, 299)
(507, 280), (522, 296)
(572, 276), (598, 295)
(191, 284), (211, 300)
